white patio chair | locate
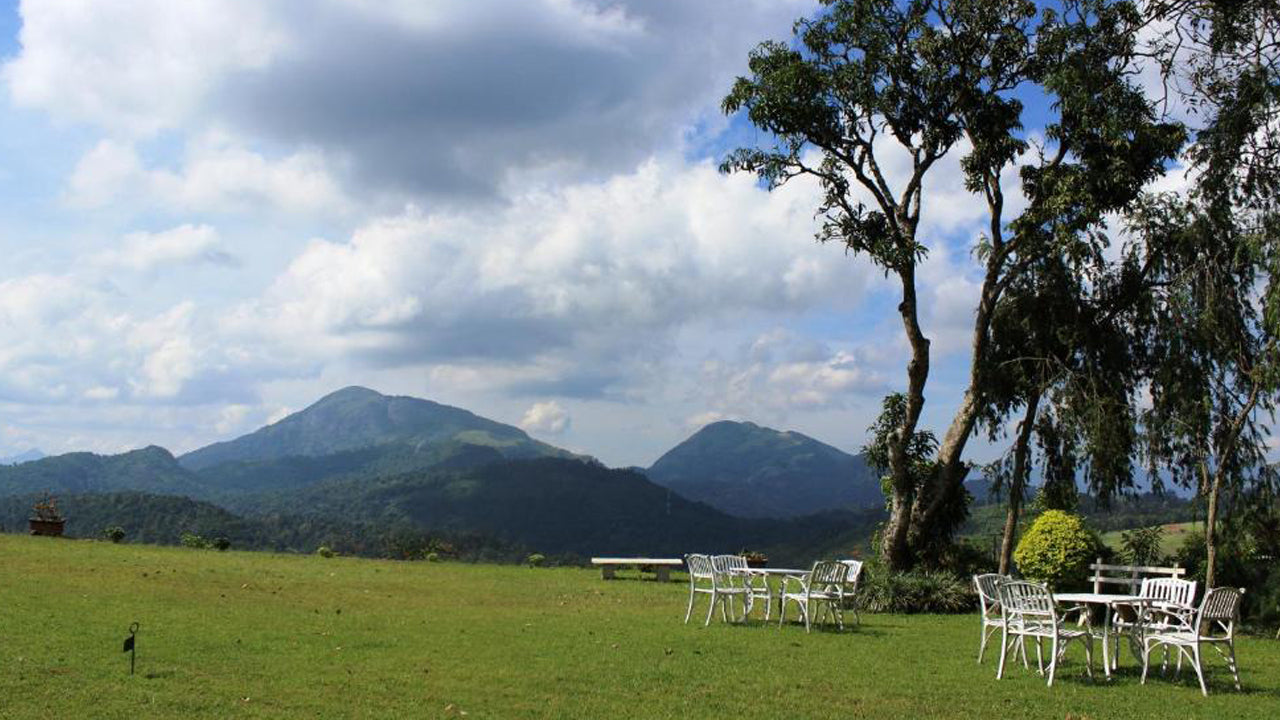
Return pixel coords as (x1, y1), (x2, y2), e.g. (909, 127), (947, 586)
(709, 554), (752, 623)
(997, 581), (1095, 687)
(778, 561), (849, 633)
(1140, 587), (1244, 696)
(839, 560), (865, 626)
(974, 573), (1010, 664)
(1111, 577), (1197, 669)
(683, 554), (729, 625)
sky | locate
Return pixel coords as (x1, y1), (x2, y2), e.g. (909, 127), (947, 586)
(0, 0), (1183, 468)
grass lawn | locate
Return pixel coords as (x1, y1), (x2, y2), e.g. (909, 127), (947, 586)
(1, 534), (1277, 718)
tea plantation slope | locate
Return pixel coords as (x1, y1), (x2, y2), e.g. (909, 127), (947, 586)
(1, 534), (1278, 719)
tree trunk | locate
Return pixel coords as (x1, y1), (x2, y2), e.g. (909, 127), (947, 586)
(881, 265), (931, 571)
(1203, 460), (1221, 589)
(999, 392), (1041, 575)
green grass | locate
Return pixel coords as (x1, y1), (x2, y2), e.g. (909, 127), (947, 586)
(2, 534), (1277, 718)
(1101, 522), (1204, 558)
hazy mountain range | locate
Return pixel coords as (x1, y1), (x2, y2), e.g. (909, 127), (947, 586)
(0, 386), (888, 560)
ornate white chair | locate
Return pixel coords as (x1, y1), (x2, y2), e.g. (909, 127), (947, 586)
(709, 554), (752, 623)
(997, 581), (1095, 686)
(974, 573), (1010, 664)
(1140, 586), (1244, 696)
(778, 560), (849, 632)
(683, 554), (719, 625)
(1111, 577), (1197, 668)
(839, 560), (865, 626)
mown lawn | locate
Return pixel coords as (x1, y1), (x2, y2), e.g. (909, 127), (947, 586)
(1, 534), (1276, 719)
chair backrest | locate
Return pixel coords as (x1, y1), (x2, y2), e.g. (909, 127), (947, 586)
(999, 581), (1056, 623)
(1196, 587), (1244, 638)
(840, 560), (864, 592)
(685, 553), (713, 580)
(974, 573), (1006, 617)
(1140, 577), (1197, 607)
(808, 560), (848, 590)
(711, 554), (747, 587)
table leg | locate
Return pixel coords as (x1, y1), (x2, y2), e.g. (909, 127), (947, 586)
(1101, 605), (1112, 678)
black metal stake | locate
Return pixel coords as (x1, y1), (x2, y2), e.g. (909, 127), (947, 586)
(123, 622), (139, 675)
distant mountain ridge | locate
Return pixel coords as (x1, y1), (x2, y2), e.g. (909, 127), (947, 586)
(179, 386), (577, 471)
(0, 445), (203, 498)
(645, 421), (882, 518)
(1, 449), (45, 465)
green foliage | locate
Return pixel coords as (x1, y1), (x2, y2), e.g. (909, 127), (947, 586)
(180, 532), (212, 549)
(1120, 525), (1165, 566)
(316, 545), (334, 558)
(31, 493), (63, 521)
(213, 536), (231, 551)
(526, 553), (546, 567)
(102, 525), (125, 543)
(1013, 510), (1098, 588)
(856, 567), (976, 614)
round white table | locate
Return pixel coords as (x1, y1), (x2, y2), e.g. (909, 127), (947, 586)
(1053, 592), (1155, 677)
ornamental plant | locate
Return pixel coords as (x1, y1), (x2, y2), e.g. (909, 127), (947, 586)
(1013, 510), (1098, 589)
(31, 494), (63, 521)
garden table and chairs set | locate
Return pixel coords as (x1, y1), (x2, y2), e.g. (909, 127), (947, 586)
(682, 553), (863, 632)
(972, 572), (1245, 695)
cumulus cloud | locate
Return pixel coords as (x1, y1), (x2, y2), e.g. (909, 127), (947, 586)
(519, 400), (570, 435)
(8, 0), (815, 200)
(228, 158), (863, 397)
(94, 224), (236, 273)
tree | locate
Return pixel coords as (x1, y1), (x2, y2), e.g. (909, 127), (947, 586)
(1136, 0), (1280, 588)
(723, 0), (1183, 569)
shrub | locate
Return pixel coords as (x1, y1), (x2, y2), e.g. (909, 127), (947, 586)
(212, 536), (231, 551)
(426, 552), (440, 563)
(102, 525), (126, 543)
(1013, 510), (1098, 589)
(180, 533), (211, 549)
(316, 545), (335, 558)
(1120, 525), (1165, 566)
(857, 567), (975, 614)
(526, 553), (546, 567)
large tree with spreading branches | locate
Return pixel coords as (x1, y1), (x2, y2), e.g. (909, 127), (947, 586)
(722, 0), (1183, 570)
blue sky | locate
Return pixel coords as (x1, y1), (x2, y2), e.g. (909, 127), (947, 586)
(0, 0), (1174, 469)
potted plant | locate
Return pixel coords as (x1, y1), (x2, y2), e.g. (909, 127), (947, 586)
(29, 494), (66, 537)
(741, 550), (768, 568)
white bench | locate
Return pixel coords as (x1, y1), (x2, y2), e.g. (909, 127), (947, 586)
(590, 557), (684, 582)
(1090, 558), (1186, 594)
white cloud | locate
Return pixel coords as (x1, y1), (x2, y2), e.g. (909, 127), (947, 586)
(519, 401), (570, 435)
(95, 224), (234, 273)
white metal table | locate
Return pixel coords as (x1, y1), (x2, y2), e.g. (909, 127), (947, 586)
(1054, 592), (1155, 677)
(738, 567), (809, 620)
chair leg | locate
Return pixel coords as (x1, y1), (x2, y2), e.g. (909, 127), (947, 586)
(684, 585), (697, 624)
(704, 591), (717, 627)
(1047, 636), (1059, 687)
(1192, 642), (1208, 697)
(978, 622), (989, 663)
(1141, 639), (1153, 685)
(997, 628), (1010, 680)
(1084, 635), (1095, 679)
(1226, 640), (1242, 691)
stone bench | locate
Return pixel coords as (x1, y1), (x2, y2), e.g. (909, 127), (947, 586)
(590, 557), (684, 582)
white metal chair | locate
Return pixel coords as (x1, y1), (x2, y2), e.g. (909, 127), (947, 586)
(1111, 577), (1197, 669)
(997, 581), (1095, 686)
(839, 560), (865, 626)
(974, 573), (1011, 664)
(1140, 587), (1244, 696)
(709, 554), (752, 623)
(778, 561), (849, 632)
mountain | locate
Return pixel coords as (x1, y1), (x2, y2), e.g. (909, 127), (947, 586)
(0, 446), (205, 498)
(0, 449), (45, 465)
(179, 386), (575, 471)
(244, 456), (883, 563)
(645, 421), (882, 518)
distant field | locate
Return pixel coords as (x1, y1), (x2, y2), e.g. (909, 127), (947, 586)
(1101, 522), (1205, 558)
(1, 534), (1277, 719)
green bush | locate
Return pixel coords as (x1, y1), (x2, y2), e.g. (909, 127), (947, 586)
(212, 536), (231, 552)
(180, 532), (211, 549)
(856, 567), (975, 613)
(426, 552), (440, 563)
(1013, 510), (1098, 589)
(1120, 525), (1165, 566)
(102, 525), (126, 544)
(526, 553), (546, 567)
(316, 545), (335, 558)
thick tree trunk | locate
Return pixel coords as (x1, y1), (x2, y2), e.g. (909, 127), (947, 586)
(999, 392), (1041, 575)
(1203, 460), (1221, 589)
(881, 265), (930, 571)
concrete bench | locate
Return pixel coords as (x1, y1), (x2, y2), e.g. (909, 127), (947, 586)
(590, 557), (684, 582)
